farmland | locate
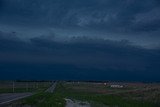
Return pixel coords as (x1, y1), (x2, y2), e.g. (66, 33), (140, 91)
(1, 81), (160, 107)
(0, 81), (52, 93)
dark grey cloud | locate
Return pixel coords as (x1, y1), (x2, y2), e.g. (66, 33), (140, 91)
(0, 0), (160, 81)
(0, 0), (160, 33)
(0, 32), (160, 81)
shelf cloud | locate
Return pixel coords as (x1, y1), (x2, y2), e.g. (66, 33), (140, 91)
(0, 0), (160, 81)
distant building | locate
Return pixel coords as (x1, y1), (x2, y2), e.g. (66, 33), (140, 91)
(110, 85), (123, 88)
(104, 83), (107, 85)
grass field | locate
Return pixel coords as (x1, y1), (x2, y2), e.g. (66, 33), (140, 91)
(7, 81), (160, 107)
(0, 81), (52, 93)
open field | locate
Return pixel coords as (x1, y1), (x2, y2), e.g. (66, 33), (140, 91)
(0, 81), (52, 106)
(1, 81), (160, 107)
(0, 81), (52, 93)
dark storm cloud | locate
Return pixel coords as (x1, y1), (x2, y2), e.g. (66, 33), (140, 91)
(0, 32), (160, 81)
(0, 0), (160, 81)
(132, 7), (160, 32)
(0, 0), (160, 33)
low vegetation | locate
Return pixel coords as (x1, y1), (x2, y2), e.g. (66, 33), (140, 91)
(0, 81), (51, 93)
(4, 82), (160, 107)
(55, 82), (159, 107)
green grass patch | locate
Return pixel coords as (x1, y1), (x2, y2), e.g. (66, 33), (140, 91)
(18, 92), (65, 107)
(0, 82), (51, 93)
(0, 88), (35, 93)
(56, 82), (158, 107)
(13, 82), (159, 107)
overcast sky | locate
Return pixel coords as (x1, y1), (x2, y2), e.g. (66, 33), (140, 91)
(0, 0), (160, 81)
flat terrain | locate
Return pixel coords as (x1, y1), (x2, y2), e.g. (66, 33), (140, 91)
(0, 81), (160, 107)
(0, 93), (33, 106)
(0, 81), (51, 93)
(45, 82), (57, 93)
(0, 81), (52, 106)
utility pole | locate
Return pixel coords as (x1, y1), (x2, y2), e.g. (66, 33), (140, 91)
(12, 81), (15, 93)
(36, 82), (38, 89)
(26, 82), (29, 92)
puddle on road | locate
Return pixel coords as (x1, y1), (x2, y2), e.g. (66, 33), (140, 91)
(65, 99), (91, 107)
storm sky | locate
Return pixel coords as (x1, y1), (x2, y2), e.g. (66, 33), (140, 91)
(0, 0), (160, 81)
